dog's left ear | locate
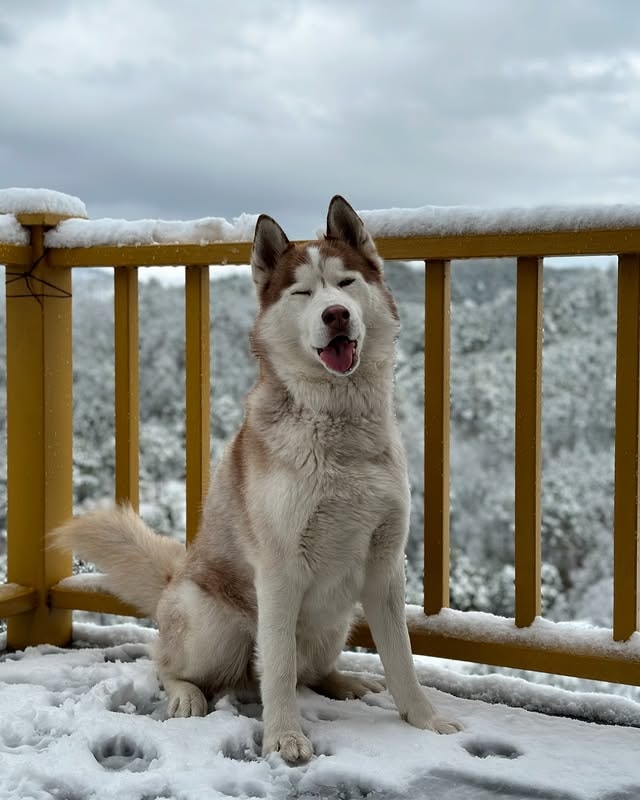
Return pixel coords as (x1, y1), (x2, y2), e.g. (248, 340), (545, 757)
(326, 195), (382, 269)
(251, 214), (291, 290)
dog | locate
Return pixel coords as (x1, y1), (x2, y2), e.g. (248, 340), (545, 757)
(54, 196), (462, 763)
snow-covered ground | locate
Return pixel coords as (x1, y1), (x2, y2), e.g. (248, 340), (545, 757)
(1, 623), (638, 800)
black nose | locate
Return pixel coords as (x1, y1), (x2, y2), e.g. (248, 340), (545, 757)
(322, 305), (350, 331)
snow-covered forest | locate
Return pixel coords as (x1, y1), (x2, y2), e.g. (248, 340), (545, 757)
(0, 259), (618, 627)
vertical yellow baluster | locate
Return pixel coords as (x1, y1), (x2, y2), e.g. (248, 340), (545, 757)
(515, 256), (543, 627)
(613, 253), (640, 641)
(114, 267), (139, 508)
(185, 265), (210, 544)
(424, 259), (451, 614)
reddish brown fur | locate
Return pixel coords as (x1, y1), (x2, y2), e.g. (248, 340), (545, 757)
(256, 238), (386, 310)
(258, 244), (310, 308)
(250, 237), (399, 371)
(188, 555), (256, 617)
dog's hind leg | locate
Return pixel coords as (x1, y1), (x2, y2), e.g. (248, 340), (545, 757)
(154, 579), (255, 718)
(296, 615), (384, 700)
(311, 670), (385, 701)
(162, 675), (208, 717)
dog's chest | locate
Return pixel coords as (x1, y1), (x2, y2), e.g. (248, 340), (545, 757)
(269, 404), (398, 469)
(250, 416), (407, 568)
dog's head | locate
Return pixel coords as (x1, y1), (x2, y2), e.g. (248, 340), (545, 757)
(250, 196), (398, 383)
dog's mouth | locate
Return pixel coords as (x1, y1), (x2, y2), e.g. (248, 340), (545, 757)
(316, 335), (358, 374)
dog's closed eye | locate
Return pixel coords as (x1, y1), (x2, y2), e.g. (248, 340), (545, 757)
(338, 279), (355, 288)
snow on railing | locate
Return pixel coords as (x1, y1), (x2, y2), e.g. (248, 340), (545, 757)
(0, 214), (29, 246)
(0, 187), (87, 219)
(1, 188), (639, 688)
(360, 203), (640, 237)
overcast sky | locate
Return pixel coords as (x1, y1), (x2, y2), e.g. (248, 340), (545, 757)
(2, 0), (639, 237)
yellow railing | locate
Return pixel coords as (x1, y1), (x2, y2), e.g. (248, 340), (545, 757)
(1, 204), (639, 688)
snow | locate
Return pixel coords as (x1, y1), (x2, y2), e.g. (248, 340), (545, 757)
(0, 214), (28, 245)
(404, 606), (640, 660)
(56, 573), (114, 592)
(360, 203), (640, 238)
(45, 214), (259, 248)
(1, 623), (638, 800)
(0, 188), (87, 219)
(42, 203), (640, 249)
(0, 191), (630, 251)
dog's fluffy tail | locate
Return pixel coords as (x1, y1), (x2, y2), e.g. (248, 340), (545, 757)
(51, 505), (186, 617)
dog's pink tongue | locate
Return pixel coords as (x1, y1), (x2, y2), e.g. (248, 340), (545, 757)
(320, 338), (355, 373)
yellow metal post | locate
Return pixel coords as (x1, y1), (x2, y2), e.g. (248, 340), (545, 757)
(514, 256), (543, 627)
(5, 224), (73, 647)
(424, 259), (451, 614)
(185, 265), (210, 544)
(114, 267), (140, 508)
(613, 253), (640, 641)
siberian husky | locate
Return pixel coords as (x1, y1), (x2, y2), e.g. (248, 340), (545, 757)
(54, 196), (462, 762)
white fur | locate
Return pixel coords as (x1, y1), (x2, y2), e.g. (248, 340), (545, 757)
(52, 196), (462, 765)
(305, 244), (324, 276)
(50, 505), (184, 617)
(261, 255), (389, 396)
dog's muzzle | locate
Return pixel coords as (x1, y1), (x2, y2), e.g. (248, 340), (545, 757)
(316, 304), (359, 373)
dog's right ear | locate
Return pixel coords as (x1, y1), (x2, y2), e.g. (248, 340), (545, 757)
(251, 214), (290, 290)
(326, 195), (382, 271)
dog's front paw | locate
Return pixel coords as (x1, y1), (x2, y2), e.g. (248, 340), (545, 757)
(405, 706), (463, 734)
(263, 729), (314, 763)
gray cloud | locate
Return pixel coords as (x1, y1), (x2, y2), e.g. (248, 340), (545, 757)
(1, 0), (639, 236)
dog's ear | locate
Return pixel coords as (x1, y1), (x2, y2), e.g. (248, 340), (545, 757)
(251, 214), (290, 289)
(326, 195), (382, 269)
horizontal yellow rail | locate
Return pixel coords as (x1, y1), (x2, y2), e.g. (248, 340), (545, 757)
(27, 226), (640, 268)
(351, 618), (640, 687)
(40, 581), (640, 686)
(49, 584), (143, 618)
(49, 243), (254, 268)
(373, 229), (640, 261)
(0, 584), (38, 617)
(41, 580), (640, 685)
(0, 243), (31, 265)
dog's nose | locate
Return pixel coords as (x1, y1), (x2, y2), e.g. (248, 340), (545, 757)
(322, 305), (350, 332)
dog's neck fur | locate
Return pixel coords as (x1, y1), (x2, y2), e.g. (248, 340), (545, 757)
(244, 354), (397, 471)
(252, 350), (396, 421)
